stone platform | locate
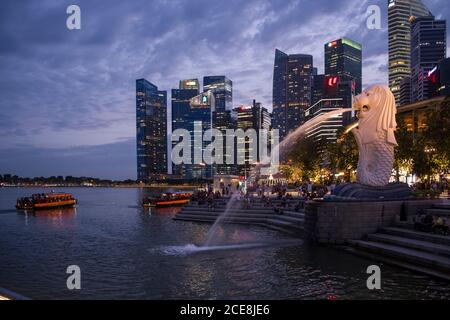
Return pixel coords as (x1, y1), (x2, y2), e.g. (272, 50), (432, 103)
(304, 198), (441, 244)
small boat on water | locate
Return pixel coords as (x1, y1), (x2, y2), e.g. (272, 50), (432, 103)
(15, 192), (77, 210)
(143, 192), (192, 208)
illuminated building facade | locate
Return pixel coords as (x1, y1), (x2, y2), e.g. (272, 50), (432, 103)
(305, 75), (355, 142)
(171, 81), (199, 177)
(410, 16), (447, 103)
(304, 98), (348, 143)
(396, 95), (446, 135)
(179, 79), (200, 91)
(272, 49), (314, 141)
(324, 38), (362, 94)
(203, 76), (232, 112)
(203, 76), (235, 175)
(136, 78), (168, 181)
(187, 92), (213, 180)
(235, 100), (271, 176)
(388, 0), (432, 104)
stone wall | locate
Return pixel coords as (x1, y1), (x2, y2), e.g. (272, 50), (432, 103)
(304, 199), (441, 244)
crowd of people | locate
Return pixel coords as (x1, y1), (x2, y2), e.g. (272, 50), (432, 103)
(412, 179), (449, 197)
(190, 190), (222, 208)
(413, 211), (450, 235)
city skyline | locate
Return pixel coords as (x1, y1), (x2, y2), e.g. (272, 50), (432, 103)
(1, 0), (449, 179)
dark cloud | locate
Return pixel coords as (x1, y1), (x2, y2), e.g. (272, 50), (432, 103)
(0, 0), (448, 178)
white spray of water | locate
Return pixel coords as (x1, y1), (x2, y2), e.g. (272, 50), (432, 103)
(203, 107), (353, 247)
(204, 192), (239, 246)
(155, 239), (304, 256)
(269, 108), (352, 164)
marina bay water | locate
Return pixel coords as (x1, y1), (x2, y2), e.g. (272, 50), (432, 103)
(1, 187), (449, 299)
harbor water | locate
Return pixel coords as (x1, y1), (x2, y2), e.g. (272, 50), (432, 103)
(0, 187), (449, 299)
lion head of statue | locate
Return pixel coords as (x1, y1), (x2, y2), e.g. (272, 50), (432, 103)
(353, 84), (397, 146)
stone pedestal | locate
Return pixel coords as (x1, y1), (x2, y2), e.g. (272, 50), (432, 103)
(332, 182), (411, 199)
(304, 199), (441, 244)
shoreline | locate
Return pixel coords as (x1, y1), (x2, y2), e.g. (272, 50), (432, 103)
(0, 184), (202, 189)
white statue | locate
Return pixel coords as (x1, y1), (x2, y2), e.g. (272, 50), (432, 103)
(351, 85), (397, 187)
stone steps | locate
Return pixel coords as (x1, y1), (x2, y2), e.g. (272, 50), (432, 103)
(174, 214), (303, 236)
(258, 223), (301, 236)
(178, 210), (304, 223)
(434, 203), (450, 210)
(426, 208), (450, 217)
(265, 218), (303, 232)
(182, 207), (277, 215)
(342, 246), (450, 281)
(367, 233), (450, 257)
(174, 205), (304, 237)
(284, 210), (306, 218)
(380, 227), (450, 246)
(348, 239), (450, 273)
(175, 212), (304, 228)
(347, 222), (450, 280)
(179, 207), (305, 222)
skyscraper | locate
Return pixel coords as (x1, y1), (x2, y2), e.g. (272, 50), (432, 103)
(136, 79), (167, 181)
(312, 74), (325, 105)
(203, 76), (235, 175)
(388, 0), (432, 104)
(234, 100), (271, 176)
(187, 92), (213, 180)
(410, 16), (447, 102)
(304, 98), (348, 143)
(171, 81), (199, 177)
(203, 76), (232, 112)
(428, 58), (450, 97)
(324, 38), (362, 94)
(272, 49), (314, 141)
(399, 77), (412, 106)
(305, 75), (355, 143)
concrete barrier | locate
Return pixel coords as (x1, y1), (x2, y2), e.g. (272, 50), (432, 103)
(304, 199), (442, 244)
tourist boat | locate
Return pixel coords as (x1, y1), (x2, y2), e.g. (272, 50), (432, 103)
(15, 192), (77, 210)
(142, 192), (192, 208)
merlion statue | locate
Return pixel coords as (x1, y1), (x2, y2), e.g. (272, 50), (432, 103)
(332, 84), (411, 199)
(351, 84), (397, 187)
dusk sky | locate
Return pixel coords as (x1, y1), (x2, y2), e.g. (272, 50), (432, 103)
(0, 0), (449, 180)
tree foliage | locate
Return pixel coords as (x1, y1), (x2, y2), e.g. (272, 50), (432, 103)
(325, 128), (358, 180)
(286, 136), (324, 181)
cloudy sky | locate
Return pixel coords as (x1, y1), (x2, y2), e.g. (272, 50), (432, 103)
(0, 0), (448, 179)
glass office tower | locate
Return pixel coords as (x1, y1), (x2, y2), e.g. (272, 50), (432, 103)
(324, 37), (362, 94)
(272, 49), (314, 141)
(171, 82), (199, 178)
(136, 78), (167, 182)
(388, 0), (432, 104)
(234, 100), (271, 176)
(203, 76), (236, 175)
(410, 15), (446, 102)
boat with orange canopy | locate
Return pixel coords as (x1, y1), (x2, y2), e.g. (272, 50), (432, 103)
(142, 192), (192, 208)
(16, 192), (77, 210)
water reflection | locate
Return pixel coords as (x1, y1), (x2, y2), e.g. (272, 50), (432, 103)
(15, 207), (77, 227)
(32, 207), (77, 218)
(0, 187), (449, 300)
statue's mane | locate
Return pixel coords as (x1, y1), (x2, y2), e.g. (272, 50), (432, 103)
(360, 84), (397, 146)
